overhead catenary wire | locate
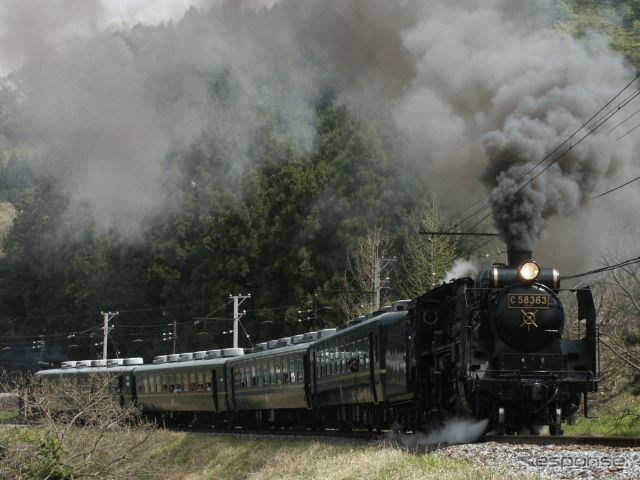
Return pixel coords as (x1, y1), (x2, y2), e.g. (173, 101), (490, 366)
(0, 298), (238, 337)
(0, 298), (220, 324)
(0, 321), (105, 340)
(107, 332), (120, 358)
(607, 104), (640, 135)
(515, 90), (640, 186)
(418, 231), (498, 236)
(0, 301), (305, 345)
(238, 319), (254, 348)
(616, 120), (640, 141)
(199, 299), (233, 319)
(591, 174), (640, 200)
(561, 255), (640, 280)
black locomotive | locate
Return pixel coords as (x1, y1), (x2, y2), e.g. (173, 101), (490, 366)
(36, 248), (599, 436)
(409, 248), (598, 434)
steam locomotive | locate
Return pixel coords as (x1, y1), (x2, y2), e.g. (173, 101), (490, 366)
(36, 248), (598, 436)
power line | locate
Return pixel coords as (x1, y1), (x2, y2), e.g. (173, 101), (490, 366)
(0, 300), (237, 341)
(466, 211), (494, 233)
(520, 92), (640, 183)
(607, 104), (640, 135)
(591, 174), (640, 200)
(0, 311), (252, 343)
(200, 299), (233, 319)
(0, 300), (212, 324)
(244, 304), (302, 313)
(561, 255), (640, 280)
(238, 319), (254, 348)
(418, 231), (498, 236)
(616, 120), (640, 141)
(0, 321), (104, 340)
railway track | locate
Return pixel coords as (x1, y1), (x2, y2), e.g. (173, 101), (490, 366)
(483, 434), (640, 448)
(176, 426), (640, 450)
(177, 425), (384, 441)
(14, 415), (640, 450)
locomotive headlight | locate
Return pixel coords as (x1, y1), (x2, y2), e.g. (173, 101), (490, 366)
(518, 261), (540, 282)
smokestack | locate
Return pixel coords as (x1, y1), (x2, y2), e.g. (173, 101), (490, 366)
(507, 248), (532, 268)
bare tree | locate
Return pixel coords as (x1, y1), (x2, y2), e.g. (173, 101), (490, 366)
(561, 245), (640, 402)
(340, 226), (396, 319)
(596, 254), (640, 379)
(0, 371), (155, 479)
(398, 200), (457, 298)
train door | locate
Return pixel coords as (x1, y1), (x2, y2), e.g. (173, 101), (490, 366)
(115, 374), (125, 407)
(312, 351), (317, 394)
(407, 316), (416, 392)
(129, 373), (137, 404)
(229, 366), (237, 411)
(369, 332), (378, 404)
(211, 369), (219, 411)
(303, 354), (311, 409)
(223, 366), (230, 411)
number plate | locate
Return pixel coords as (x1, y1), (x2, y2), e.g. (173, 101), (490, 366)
(507, 293), (549, 309)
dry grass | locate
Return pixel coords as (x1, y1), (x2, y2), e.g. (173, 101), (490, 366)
(1, 423), (536, 479)
(0, 373), (533, 479)
(126, 430), (527, 480)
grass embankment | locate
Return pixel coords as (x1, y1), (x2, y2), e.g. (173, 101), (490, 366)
(1, 426), (525, 480)
(564, 391), (640, 437)
(130, 432), (517, 480)
(0, 409), (17, 421)
(0, 393), (19, 422)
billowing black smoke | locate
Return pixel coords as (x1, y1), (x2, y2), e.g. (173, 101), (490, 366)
(393, 1), (636, 256)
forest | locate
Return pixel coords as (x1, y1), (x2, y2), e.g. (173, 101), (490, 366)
(0, 0), (639, 390)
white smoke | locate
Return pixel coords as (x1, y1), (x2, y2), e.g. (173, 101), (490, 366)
(389, 418), (489, 448)
(444, 258), (479, 282)
(421, 418), (489, 445)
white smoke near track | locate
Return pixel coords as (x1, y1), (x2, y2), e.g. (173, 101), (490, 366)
(0, 0), (637, 263)
(389, 418), (489, 448)
(422, 418), (489, 445)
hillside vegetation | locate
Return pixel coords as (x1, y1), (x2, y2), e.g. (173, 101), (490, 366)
(559, 0), (640, 68)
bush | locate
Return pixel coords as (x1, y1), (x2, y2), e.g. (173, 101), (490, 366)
(0, 371), (154, 479)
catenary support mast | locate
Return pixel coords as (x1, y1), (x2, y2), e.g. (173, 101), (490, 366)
(230, 294), (251, 348)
